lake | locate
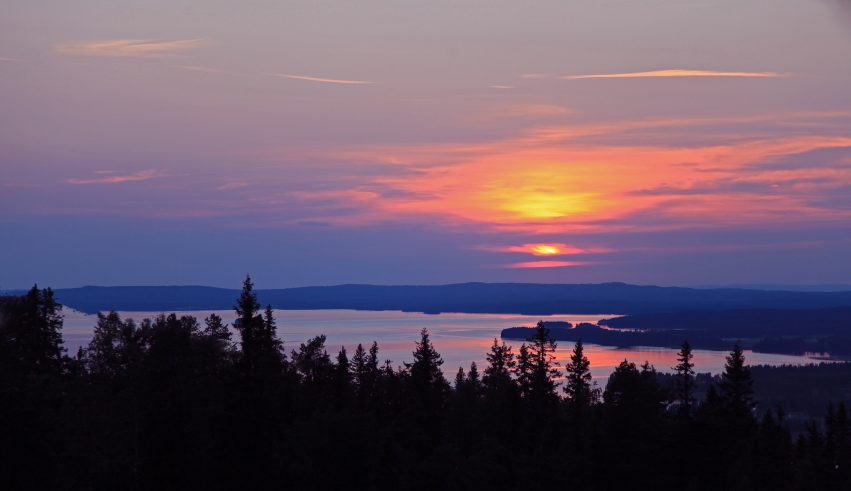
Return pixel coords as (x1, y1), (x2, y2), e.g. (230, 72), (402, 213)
(61, 308), (827, 381)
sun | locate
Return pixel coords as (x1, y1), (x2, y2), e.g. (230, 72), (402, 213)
(531, 245), (561, 255)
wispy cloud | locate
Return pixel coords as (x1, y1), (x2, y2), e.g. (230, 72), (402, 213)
(270, 74), (375, 84)
(562, 69), (789, 80)
(490, 85), (514, 89)
(216, 181), (249, 190)
(501, 260), (586, 268)
(174, 65), (224, 73)
(55, 39), (208, 57)
(67, 170), (162, 184)
(479, 243), (612, 256)
(0, 57), (23, 62)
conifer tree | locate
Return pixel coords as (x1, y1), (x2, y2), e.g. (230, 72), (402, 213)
(261, 304), (284, 359)
(603, 359), (639, 407)
(483, 338), (515, 390)
(350, 343), (368, 394)
(367, 341), (379, 374)
(485, 338), (514, 374)
(514, 343), (532, 398)
(564, 339), (594, 410)
(467, 361), (481, 393)
(203, 313), (231, 342)
(292, 335), (332, 387)
(333, 346), (351, 407)
(527, 321), (560, 401)
(718, 344), (756, 420)
(0, 286), (68, 489)
(673, 340), (696, 416)
(406, 328), (449, 412)
(455, 366), (467, 387)
(234, 275), (262, 371)
(0, 285), (65, 373)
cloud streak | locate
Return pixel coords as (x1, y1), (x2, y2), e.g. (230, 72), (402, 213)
(271, 74), (375, 84)
(478, 243), (611, 256)
(55, 39), (208, 57)
(501, 260), (586, 268)
(562, 69), (789, 80)
(174, 65), (224, 73)
(67, 170), (162, 184)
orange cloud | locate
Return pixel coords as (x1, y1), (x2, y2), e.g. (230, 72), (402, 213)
(55, 39), (208, 57)
(502, 260), (586, 268)
(481, 243), (610, 255)
(317, 114), (851, 233)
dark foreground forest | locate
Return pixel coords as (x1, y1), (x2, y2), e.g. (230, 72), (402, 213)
(2, 280), (851, 491)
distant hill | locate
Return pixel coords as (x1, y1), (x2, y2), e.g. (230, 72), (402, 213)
(692, 284), (851, 292)
(47, 282), (851, 315)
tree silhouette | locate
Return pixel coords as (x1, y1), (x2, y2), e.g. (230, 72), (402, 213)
(483, 337), (515, 390)
(406, 328), (448, 412)
(564, 339), (595, 411)
(673, 340), (696, 416)
(0, 285), (65, 373)
(234, 275), (262, 373)
(519, 321), (560, 407)
(718, 344), (757, 421)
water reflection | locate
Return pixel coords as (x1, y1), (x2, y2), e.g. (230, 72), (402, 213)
(61, 308), (826, 380)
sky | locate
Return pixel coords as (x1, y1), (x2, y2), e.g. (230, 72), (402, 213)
(2, 0), (851, 289)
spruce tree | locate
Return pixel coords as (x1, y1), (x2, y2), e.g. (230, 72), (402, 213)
(350, 343), (369, 400)
(484, 338), (515, 386)
(406, 328), (449, 412)
(467, 361), (481, 392)
(718, 344), (756, 421)
(673, 340), (695, 416)
(261, 304), (284, 360)
(455, 366), (467, 387)
(333, 346), (352, 407)
(514, 343), (532, 398)
(234, 275), (262, 372)
(564, 339), (594, 410)
(527, 321), (560, 402)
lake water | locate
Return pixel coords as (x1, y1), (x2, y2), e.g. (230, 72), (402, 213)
(61, 308), (827, 381)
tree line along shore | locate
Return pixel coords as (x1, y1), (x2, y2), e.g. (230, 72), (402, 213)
(2, 278), (851, 490)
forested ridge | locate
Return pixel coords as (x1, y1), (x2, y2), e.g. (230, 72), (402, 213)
(2, 279), (851, 491)
(52, 282), (851, 315)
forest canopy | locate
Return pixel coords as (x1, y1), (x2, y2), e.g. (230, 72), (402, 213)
(2, 280), (850, 491)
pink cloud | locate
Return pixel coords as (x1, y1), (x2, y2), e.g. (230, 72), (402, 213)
(67, 170), (162, 184)
(501, 260), (587, 268)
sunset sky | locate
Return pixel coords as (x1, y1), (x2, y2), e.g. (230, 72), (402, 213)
(2, 0), (851, 289)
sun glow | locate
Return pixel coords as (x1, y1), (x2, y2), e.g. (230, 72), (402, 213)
(532, 244), (560, 255)
(319, 116), (851, 233)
